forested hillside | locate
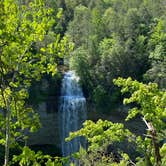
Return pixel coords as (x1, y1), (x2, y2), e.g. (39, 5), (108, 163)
(63, 0), (166, 111)
(0, 0), (166, 165)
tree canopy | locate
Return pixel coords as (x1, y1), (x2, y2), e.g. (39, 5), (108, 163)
(0, 0), (71, 165)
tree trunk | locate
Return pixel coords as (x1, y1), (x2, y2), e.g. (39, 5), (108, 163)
(4, 100), (11, 166)
(151, 129), (161, 166)
(142, 117), (161, 166)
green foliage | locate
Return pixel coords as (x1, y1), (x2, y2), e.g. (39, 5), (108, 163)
(67, 119), (133, 151)
(114, 77), (166, 165)
(92, 85), (112, 113)
(0, 0), (165, 164)
(144, 18), (166, 88)
(67, 0), (166, 112)
(0, 0), (72, 164)
(160, 144), (166, 165)
(66, 78), (166, 165)
(67, 5), (90, 48)
(114, 77), (166, 130)
(12, 146), (64, 166)
(66, 119), (134, 165)
(69, 47), (93, 94)
(60, 0), (165, 164)
(71, 146), (131, 166)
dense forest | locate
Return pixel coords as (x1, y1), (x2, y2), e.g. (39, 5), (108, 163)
(0, 0), (166, 165)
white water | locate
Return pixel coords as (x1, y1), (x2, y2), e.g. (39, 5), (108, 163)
(59, 71), (86, 157)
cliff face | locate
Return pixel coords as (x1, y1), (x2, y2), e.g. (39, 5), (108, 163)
(28, 102), (60, 147)
(27, 74), (62, 148)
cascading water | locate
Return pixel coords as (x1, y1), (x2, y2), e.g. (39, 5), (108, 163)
(59, 71), (86, 157)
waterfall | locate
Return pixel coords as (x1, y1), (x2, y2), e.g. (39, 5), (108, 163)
(59, 71), (86, 157)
